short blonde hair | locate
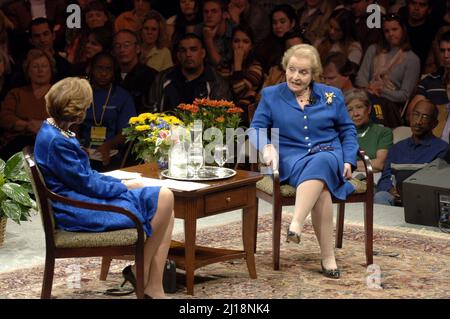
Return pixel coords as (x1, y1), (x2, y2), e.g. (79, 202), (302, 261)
(45, 77), (93, 123)
(281, 44), (323, 82)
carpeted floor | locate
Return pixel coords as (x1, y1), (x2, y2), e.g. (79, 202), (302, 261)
(0, 213), (449, 299)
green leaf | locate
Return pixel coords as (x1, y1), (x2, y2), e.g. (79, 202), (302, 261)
(4, 152), (24, 180)
(0, 158), (5, 175)
(1, 200), (24, 224)
(1, 182), (34, 207)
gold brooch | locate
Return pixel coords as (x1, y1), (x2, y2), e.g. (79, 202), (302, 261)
(325, 92), (335, 105)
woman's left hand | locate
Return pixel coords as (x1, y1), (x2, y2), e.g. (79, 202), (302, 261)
(343, 163), (352, 179)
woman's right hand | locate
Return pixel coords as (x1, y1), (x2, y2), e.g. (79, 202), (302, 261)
(262, 144), (279, 170)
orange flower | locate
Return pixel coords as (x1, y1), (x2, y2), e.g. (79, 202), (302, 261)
(226, 107), (244, 113)
(215, 116), (225, 123)
(178, 103), (199, 113)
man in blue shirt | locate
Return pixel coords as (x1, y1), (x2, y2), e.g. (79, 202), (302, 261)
(375, 100), (449, 206)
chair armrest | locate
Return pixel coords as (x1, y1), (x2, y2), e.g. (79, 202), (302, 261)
(357, 149), (374, 196)
(45, 189), (145, 243)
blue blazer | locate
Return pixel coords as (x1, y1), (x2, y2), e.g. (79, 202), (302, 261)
(250, 82), (358, 198)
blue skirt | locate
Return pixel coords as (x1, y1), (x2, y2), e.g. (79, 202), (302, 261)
(287, 152), (354, 200)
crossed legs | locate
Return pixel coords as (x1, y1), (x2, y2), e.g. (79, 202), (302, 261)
(289, 180), (337, 270)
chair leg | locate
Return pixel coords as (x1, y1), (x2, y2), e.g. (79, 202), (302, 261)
(99, 256), (112, 281)
(335, 203), (345, 249)
(41, 255), (55, 299)
(364, 199), (374, 266)
(272, 203), (282, 271)
(135, 250), (145, 299)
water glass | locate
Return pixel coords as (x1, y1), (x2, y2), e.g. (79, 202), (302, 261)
(188, 147), (204, 178)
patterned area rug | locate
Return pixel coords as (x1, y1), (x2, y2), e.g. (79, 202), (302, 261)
(0, 213), (449, 299)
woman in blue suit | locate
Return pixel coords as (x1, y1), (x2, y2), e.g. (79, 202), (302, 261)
(34, 78), (174, 298)
(251, 44), (358, 278)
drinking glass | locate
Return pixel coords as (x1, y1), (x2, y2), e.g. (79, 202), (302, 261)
(188, 146), (204, 178)
(214, 145), (229, 173)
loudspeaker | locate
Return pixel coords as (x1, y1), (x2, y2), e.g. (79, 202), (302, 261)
(403, 159), (450, 227)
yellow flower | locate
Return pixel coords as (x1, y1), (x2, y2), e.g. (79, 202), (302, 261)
(135, 125), (150, 131)
(128, 116), (140, 124)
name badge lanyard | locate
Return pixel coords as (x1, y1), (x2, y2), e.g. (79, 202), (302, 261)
(90, 84), (113, 147)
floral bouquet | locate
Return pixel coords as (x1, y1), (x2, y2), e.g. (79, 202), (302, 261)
(176, 98), (244, 142)
(122, 113), (183, 164)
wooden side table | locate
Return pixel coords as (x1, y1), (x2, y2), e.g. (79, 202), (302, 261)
(125, 164), (263, 295)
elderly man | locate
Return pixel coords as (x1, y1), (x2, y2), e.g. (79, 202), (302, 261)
(147, 33), (231, 113)
(375, 100), (449, 206)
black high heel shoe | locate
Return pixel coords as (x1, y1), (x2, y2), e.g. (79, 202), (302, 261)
(121, 265), (137, 290)
(286, 226), (301, 244)
(320, 261), (340, 279)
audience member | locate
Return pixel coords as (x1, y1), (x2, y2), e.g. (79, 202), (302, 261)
(345, 88), (393, 173)
(29, 18), (72, 82)
(321, 52), (357, 94)
(140, 11), (174, 72)
(355, 14), (420, 128)
(350, 0), (383, 54)
(217, 25), (263, 126)
(0, 49), (53, 159)
(166, 0), (203, 48)
(114, 0), (153, 33)
(113, 29), (158, 115)
(314, 8), (363, 65)
(256, 4), (298, 73)
(263, 29), (306, 88)
(194, 0), (235, 67)
(398, 0), (443, 71)
(407, 30), (450, 142)
(79, 52), (137, 171)
(147, 33), (232, 113)
(375, 100), (449, 206)
(297, 0), (335, 44)
(4, 0), (66, 55)
(66, 0), (113, 64)
(226, 0), (270, 46)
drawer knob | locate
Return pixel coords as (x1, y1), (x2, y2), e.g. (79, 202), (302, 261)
(226, 197), (231, 203)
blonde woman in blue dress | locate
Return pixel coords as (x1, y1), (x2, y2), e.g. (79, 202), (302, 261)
(34, 77), (174, 298)
(251, 44), (358, 278)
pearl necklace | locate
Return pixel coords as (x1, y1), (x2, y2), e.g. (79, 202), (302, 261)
(47, 119), (76, 138)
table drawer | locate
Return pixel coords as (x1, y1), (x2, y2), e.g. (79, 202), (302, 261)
(205, 187), (248, 213)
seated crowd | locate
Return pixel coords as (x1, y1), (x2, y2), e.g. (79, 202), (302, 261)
(0, 0), (449, 209)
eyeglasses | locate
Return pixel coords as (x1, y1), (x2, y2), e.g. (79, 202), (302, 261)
(411, 111), (432, 122)
(113, 41), (137, 50)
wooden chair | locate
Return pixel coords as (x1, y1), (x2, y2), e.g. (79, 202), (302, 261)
(23, 146), (146, 299)
(255, 149), (374, 270)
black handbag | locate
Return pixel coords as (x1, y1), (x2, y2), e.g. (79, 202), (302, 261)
(163, 259), (177, 293)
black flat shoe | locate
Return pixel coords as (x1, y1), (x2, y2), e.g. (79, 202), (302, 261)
(122, 265), (137, 290)
(286, 226), (301, 244)
(144, 294), (153, 299)
(320, 261), (340, 279)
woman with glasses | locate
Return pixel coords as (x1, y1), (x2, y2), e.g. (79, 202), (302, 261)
(355, 14), (420, 128)
(0, 49), (54, 159)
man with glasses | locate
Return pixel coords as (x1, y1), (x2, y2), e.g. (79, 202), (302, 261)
(113, 29), (157, 114)
(375, 100), (448, 206)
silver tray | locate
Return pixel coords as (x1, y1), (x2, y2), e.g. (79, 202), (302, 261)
(160, 166), (236, 181)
